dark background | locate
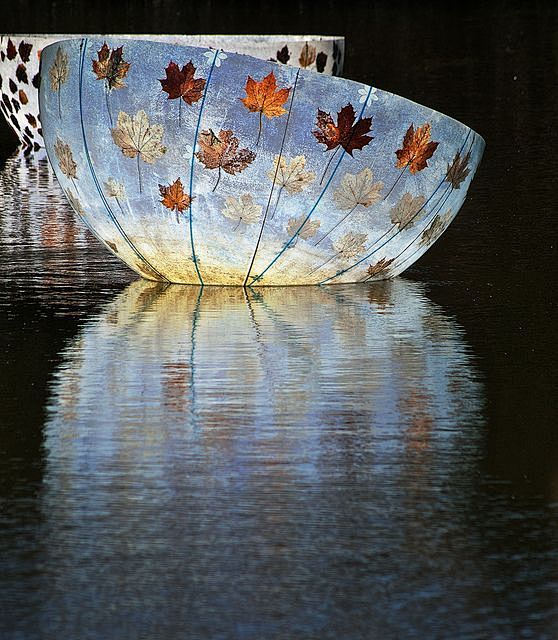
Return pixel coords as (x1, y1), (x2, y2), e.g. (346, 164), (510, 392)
(0, 1), (557, 636)
(1, 2), (556, 507)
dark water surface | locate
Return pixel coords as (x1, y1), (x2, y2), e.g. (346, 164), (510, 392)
(1, 2), (557, 639)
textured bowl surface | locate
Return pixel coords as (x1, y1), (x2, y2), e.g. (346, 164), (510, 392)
(0, 34), (344, 149)
(40, 37), (484, 286)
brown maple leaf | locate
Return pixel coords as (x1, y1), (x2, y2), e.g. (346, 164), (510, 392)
(93, 43), (131, 126)
(313, 103), (373, 183)
(366, 257), (395, 280)
(159, 178), (193, 222)
(316, 52), (327, 73)
(160, 60), (206, 105)
(49, 46), (69, 119)
(445, 150), (471, 189)
(395, 123), (439, 174)
(92, 43), (130, 90)
(18, 40), (33, 63)
(240, 71), (291, 144)
(6, 39), (16, 60)
(276, 45), (290, 64)
(313, 104), (373, 156)
(299, 43), (316, 68)
(195, 128), (256, 191)
(420, 210), (452, 246)
(54, 137), (77, 180)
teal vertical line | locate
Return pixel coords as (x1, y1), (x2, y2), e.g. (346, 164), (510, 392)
(243, 68), (301, 287)
(78, 38), (169, 282)
(249, 85), (374, 286)
(188, 49), (219, 286)
(318, 129), (475, 285)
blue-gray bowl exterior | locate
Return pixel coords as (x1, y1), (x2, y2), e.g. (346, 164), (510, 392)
(40, 37), (484, 286)
(1, 34), (343, 150)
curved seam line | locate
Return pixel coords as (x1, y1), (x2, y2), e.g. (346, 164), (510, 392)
(188, 49), (219, 286)
(318, 128), (474, 285)
(78, 38), (169, 282)
(243, 68), (301, 286)
(249, 85), (374, 286)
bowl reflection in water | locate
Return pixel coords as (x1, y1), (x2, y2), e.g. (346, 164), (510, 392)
(39, 278), (485, 637)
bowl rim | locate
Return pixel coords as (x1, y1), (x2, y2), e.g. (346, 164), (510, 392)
(2, 33), (345, 42)
(39, 35), (484, 145)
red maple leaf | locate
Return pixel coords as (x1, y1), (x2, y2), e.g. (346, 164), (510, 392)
(160, 61), (206, 105)
(313, 103), (373, 156)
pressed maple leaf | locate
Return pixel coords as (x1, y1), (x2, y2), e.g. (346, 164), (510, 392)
(160, 61), (206, 125)
(65, 189), (85, 218)
(104, 178), (127, 214)
(18, 40), (33, 63)
(286, 214), (320, 241)
(313, 103), (373, 183)
(268, 154), (315, 194)
(221, 193), (262, 229)
(92, 43), (130, 90)
(395, 123), (439, 174)
(54, 138), (77, 180)
(104, 177), (127, 200)
(420, 211), (452, 246)
(92, 43), (130, 125)
(315, 168), (383, 246)
(333, 232), (368, 260)
(390, 192), (426, 229)
(49, 46), (69, 118)
(313, 104), (372, 155)
(16, 64), (28, 84)
(159, 178), (193, 222)
(195, 128), (256, 191)
(240, 71), (291, 144)
(333, 168), (383, 211)
(111, 110), (166, 192)
(267, 155), (315, 219)
(310, 230), (368, 279)
(316, 51), (327, 73)
(365, 257), (395, 280)
(445, 150), (471, 189)
(299, 43), (316, 68)
(384, 123), (439, 200)
(6, 39), (17, 60)
(276, 45), (290, 64)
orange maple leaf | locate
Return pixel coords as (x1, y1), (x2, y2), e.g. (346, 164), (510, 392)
(395, 123), (439, 174)
(159, 178), (193, 220)
(240, 71), (291, 144)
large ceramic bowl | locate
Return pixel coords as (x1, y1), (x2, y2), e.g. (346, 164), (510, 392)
(40, 37), (484, 286)
(0, 34), (343, 150)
